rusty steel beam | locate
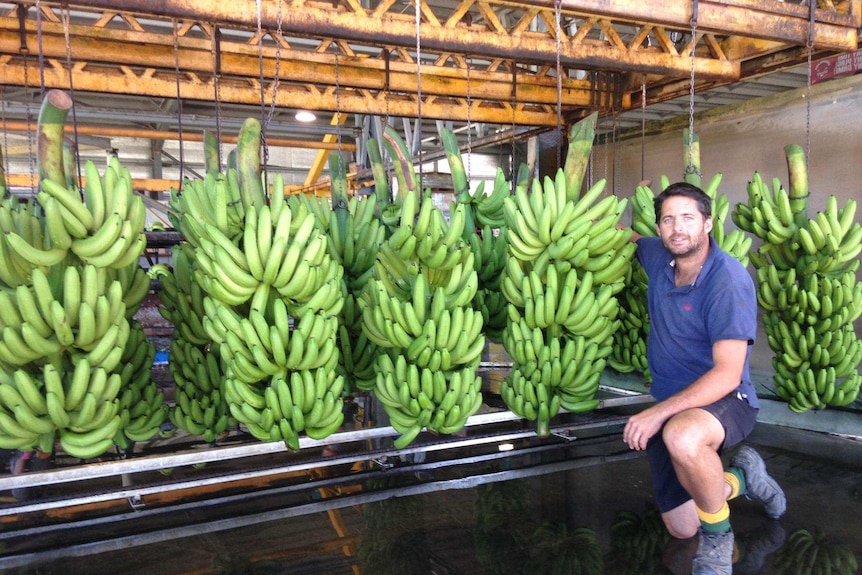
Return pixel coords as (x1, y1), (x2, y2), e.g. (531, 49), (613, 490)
(539, 0), (860, 51)
(0, 119), (356, 151)
(5, 172), (317, 196)
(59, 0), (739, 80)
(0, 59), (567, 126)
(0, 23), (595, 107)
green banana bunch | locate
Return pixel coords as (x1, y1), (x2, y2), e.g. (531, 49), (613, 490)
(63, 158), (148, 269)
(503, 171), (633, 281)
(0, 195), (70, 287)
(0, 326), (136, 460)
(500, 161), (632, 435)
(168, 168), (245, 243)
(166, 141), (349, 449)
(168, 336), (232, 444)
(630, 182), (658, 239)
(0, 104), (158, 458)
(733, 144), (862, 412)
(225, 365), (345, 451)
(0, 266), (128, 369)
(361, 187), (485, 447)
(470, 226), (508, 344)
(151, 249), (232, 443)
(113, 320), (165, 447)
(608, 264), (651, 381)
(773, 528), (858, 575)
(295, 183), (385, 393)
(375, 352), (482, 448)
(467, 167), (509, 229)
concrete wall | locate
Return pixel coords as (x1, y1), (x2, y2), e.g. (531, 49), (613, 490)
(600, 73), (862, 221)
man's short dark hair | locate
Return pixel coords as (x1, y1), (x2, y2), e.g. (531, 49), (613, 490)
(654, 182), (712, 221)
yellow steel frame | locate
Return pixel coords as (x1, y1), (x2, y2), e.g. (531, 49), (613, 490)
(0, 0), (857, 128)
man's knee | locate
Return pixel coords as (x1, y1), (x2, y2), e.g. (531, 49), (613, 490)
(662, 415), (702, 458)
(662, 501), (700, 539)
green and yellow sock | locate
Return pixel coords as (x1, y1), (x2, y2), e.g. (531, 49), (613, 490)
(697, 501), (731, 533)
(725, 467), (746, 500)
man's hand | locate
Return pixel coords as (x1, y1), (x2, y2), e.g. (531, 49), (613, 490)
(623, 404), (669, 451)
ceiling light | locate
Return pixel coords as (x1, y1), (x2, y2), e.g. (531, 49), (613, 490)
(498, 443), (514, 452)
(295, 110), (316, 123)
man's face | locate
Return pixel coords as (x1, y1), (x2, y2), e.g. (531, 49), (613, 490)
(656, 195), (712, 258)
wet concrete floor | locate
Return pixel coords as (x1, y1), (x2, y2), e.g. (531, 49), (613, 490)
(1, 420), (860, 575)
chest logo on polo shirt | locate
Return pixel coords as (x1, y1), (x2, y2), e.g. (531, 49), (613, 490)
(682, 303), (693, 312)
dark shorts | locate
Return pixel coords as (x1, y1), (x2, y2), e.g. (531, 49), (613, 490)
(646, 392), (758, 513)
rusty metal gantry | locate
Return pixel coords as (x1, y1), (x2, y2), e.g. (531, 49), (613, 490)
(0, 0), (858, 133)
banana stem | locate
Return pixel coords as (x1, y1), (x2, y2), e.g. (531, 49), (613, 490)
(515, 162), (532, 193)
(366, 137), (391, 217)
(784, 144), (809, 224)
(203, 130), (220, 174)
(536, 417), (549, 438)
(226, 148), (237, 173)
(328, 153), (349, 243)
(381, 125), (417, 204)
(237, 118), (265, 211)
(37, 89), (73, 189)
(63, 140), (77, 190)
(442, 128), (469, 200)
(0, 142), (6, 197)
(682, 128), (702, 188)
(563, 112), (597, 202)
(440, 128), (477, 238)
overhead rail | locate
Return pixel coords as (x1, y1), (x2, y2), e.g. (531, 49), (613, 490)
(0, 0), (858, 128)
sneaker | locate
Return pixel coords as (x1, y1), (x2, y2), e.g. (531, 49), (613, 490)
(731, 445), (786, 519)
(692, 529), (734, 575)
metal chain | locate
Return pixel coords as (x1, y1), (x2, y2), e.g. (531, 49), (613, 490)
(641, 80), (647, 181)
(62, 6), (82, 188)
(603, 89), (609, 182)
(415, 0), (423, 180)
(264, 0), (283, 131)
(173, 19), (185, 188)
(1, 89), (8, 191)
(805, 0), (815, 165)
(466, 56), (472, 186)
(685, 0), (699, 177)
(511, 66), (517, 192)
(554, 0), (563, 171)
(35, 0), (45, 99)
(383, 49), (390, 129)
(23, 58), (36, 192)
(612, 111), (619, 196)
(255, 0), (267, 173)
(211, 24), (222, 170)
(335, 49), (342, 156)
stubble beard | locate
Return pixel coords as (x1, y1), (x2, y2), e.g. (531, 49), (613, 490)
(662, 232), (707, 259)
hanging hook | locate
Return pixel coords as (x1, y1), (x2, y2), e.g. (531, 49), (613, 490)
(16, 3), (28, 54)
(382, 48), (391, 94)
(683, 0), (700, 179)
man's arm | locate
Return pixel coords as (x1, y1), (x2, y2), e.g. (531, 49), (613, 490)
(622, 339), (748, 451)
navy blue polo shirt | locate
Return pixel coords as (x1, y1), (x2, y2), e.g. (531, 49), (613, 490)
(636, 236), (758, 407)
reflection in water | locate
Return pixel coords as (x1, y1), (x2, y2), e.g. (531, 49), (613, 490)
(474, 479), (532, 574)
(606, 505), (672, 575)
(359, 475), (430, 575)
(772, 528), (858, 575)
(210, 557), (281, 575)
(2, 434), (861, 574)
(473, 478), (603, 575)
